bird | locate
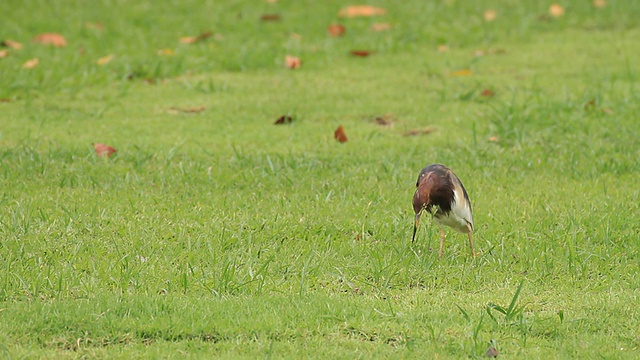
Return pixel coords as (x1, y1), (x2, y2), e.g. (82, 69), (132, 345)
(411, 164), (475, 257)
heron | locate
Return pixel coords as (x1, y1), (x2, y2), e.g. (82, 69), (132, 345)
(412, 164), (475, 257)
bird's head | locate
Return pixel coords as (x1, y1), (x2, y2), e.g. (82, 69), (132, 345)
(413, 172), (436, 214)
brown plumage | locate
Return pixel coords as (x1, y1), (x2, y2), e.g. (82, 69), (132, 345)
(412, 164), (475, 257)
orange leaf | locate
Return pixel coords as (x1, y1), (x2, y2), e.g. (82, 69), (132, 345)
(0, 50), (8, 58)
(481, 88), (495, 97)
(1, 40), (23, 49)
(549, 4), (564, 17)
(260, 14), (281, 21)
(334, 126), (348, 143)
(350, 50), (373, 57)
(450, 69), (472, 77)
(593, 0), (606, 8)
(328, 24), (346, 37)
(274, 115), (293, 125)
(437, 45), (449, 52)
(180, 31), (212, 44)
(285, 55), (301, 69)
(484, 9), (497, 22)
(371, 23), (392, 32)
(488, 135), (500, 142)
(22, 58), (39, 69)
(94, 143), (117, 157)
(339, 5), (386, 18)
(33, 33), (67, 47)
(97, 54), (114, 65)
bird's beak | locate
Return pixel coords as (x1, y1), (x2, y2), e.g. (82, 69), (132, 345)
(412, 212), (421, 243)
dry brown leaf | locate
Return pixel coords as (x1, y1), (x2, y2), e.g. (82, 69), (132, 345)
(488, 135), (500, 142)
(451, 69), (472, 77)
(22, 58), (39, 69)
(549, 4), (565, 17)
(334, 125), (348, 143)
(437, 45), (449, 52)
(481, 88), (495, 97)
(328, 24), (346, 37)
(167, 106), (206, 114)
(1, 40), (23, 49)
(180, 31), (212, 44)
(97, 54), (114, 65)
(338, 5), (386, 18)
(593, 0), (606, 8)
(260, 14), (281, 21)
(94, 143), (117, 157)
(274, 115), (293, 125)
(33, 33), (67, 47)
(85, 22), (105, 30)
(372, 115), (395, 127)
(486, 347), (499, 358)
(285, 55), (301, 69)
(484, 9), (497, 22)
(403, 127), (437, 137)
(0, 50), (8, 58)
(371, 23), (392, 32)
(350, 50), (373, 57)
(0, 98), (12, 102)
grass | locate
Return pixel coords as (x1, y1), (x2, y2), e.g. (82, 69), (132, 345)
(1, 0), (639, 358)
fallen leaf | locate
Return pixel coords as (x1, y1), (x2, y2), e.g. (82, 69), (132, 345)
(33, 33), (67, 47)
(371, 23), (392, 32)
(0, 98), (12, 103)
(97, 54), (114, 65)
(274, 115), (293, 125)
(484, 9), (497, 22)
(334, 125), (348, 143)
(0, 50), (8, 58)
(481, 88), (495, 97)
(403, 127), (437, 137)
(593, 0), (606, 8)
(328, 24), (346, 37)
(372, 115), (395, 127)
(584, 98), (596, 111)
(180, 31), (212, 44)
(350, 50), (373, 57)
(450, 69), (472, 77)
(549, 4), (564, 17)
(94, 143), (117, 157)
(85, 22), (105, 30)
(266, 0), (277, 3)
(157, 48), (174, 56)
(285, 55), (301, 69)
(22, 58), (39, 69)
(437, 45), (449, 52)
(488, 135), (500, 142)
(1, 40), (23, 49)
(338, 5), (386, 18)
(486, 347), (499, 357)
(260, 14), (281, 21)
(167, 106), (206, 114)
(290, 33), (302, 40)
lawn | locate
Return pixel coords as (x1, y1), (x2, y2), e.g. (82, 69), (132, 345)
(1, 0), (639, 358)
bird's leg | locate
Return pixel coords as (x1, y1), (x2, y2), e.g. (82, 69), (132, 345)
(467, 223), (475, 257)
(438, 227), (446, 258)
(412, 213), (422, 243)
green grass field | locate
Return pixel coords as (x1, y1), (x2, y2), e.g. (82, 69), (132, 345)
(1, 0), (639, 358)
